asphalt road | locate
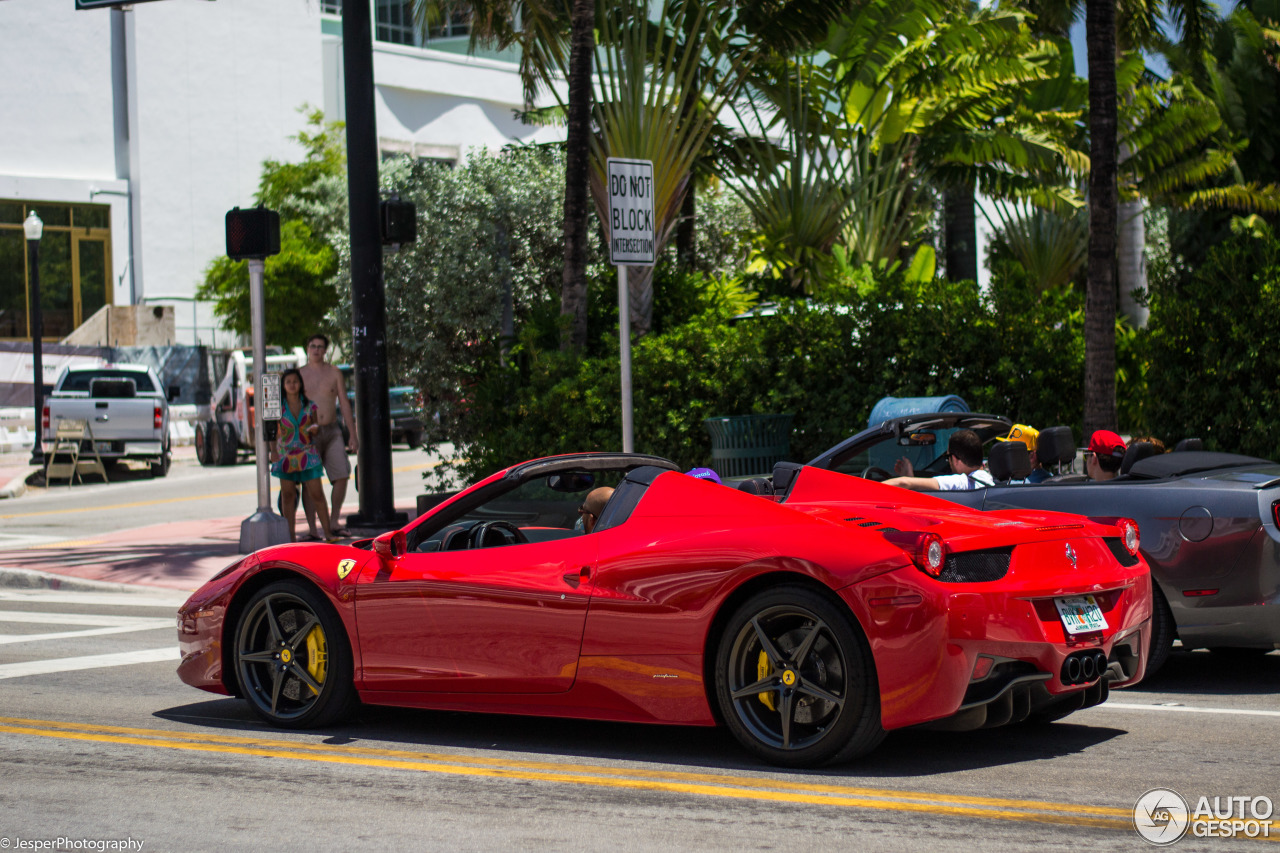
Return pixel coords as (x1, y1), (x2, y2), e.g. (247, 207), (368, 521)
(0, 445), (444, 550)
(0, 583), (1276, 852)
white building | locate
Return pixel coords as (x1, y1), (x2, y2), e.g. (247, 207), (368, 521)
(0, 0), (558, 347)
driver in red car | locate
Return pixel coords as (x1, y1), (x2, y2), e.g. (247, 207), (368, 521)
(884, 429), (994, 491)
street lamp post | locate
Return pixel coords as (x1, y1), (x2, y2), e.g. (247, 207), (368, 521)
(24, 211), (45, 467)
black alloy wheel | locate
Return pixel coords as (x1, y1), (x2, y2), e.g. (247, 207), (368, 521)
(234, 580), (356, 728)
(715, 585), (883, 767)
(1144, 583), (1176, 678)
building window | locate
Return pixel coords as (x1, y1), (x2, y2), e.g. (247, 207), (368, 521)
(320, 0), (341, 14)
(0, 201), (112, 341)
(374, 1), (471, 47)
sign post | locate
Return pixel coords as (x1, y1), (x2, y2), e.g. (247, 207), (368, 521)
(606, 158), (655, 454)
(226, 206), (289, 553)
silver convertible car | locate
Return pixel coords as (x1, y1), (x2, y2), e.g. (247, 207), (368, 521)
(806, 412), (1280, 675)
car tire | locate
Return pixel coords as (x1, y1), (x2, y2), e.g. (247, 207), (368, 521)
(150, 445), (171, 478)
(1144, 583), (1176, 679)
(714, 585), (883, 767)
(404, 430), (423, 450)
(212, 423), (238, 467)
(194, 421), (215, 467)
(234, 579), (357, 728)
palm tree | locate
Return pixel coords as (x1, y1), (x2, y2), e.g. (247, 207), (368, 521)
(1084, 0), (1119, 435)
(413, 0), (595, 349)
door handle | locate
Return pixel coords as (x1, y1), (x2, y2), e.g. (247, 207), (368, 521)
(562, 565), (590, 589)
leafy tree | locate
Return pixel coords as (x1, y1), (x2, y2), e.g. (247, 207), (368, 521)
(196, 108), (347, 348)
(1142, 224), (1280, 458)
(198, 221), (338, 348)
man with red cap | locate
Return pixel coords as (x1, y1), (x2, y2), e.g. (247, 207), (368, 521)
(1086, 430), (1126, 481)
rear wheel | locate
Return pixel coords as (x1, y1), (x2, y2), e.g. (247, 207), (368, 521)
(194, 421), (215, 466)
(234, 580), (356, 728)
(714, 585), (883, 767)
(1144, 583), (1176, 678)
(404, 430), (423, 450)
(211, 422), (238, 466)
(150, 444), (171, 478)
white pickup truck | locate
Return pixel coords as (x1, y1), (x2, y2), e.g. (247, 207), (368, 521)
(42, 364), (178, 476)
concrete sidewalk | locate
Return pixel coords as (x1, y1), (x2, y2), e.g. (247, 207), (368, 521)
(0, 516), (244, 591)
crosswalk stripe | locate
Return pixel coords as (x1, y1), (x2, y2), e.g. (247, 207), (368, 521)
(0, 647), (179, 680)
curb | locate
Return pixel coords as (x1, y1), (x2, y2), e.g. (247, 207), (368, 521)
(0, 468), (32, 500)
(0, 567), (182, 595)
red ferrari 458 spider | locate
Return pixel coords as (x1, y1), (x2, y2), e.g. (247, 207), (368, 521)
(177, 453), (1151, 767)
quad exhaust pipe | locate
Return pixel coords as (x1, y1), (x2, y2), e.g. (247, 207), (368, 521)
(1061, 650), (1109, 685)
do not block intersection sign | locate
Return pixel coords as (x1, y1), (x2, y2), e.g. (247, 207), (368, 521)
(607, 158), (655, 266)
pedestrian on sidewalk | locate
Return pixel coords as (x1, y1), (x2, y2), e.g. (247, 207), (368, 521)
(299, 333), (357, 538)
(271, 368), (336, 543)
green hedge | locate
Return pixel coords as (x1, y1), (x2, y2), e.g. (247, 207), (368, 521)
(450, 275), (1105, 481)
(1142, 229), (1280, 459)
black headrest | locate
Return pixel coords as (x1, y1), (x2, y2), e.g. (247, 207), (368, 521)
(1121, 441), (1160, 475)
(738, 477), (774, 496)
(988, 441), (1032, 482)
(1036, 426), (1075, 467)
(1173, 437), (1203, 453)
(772, 461), (804, 494)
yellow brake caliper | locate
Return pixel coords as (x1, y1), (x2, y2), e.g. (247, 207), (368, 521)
(304, 625), (328, 694)
(757, 651), (776, 711)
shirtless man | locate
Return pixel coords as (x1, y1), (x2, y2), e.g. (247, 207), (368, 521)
(299, 334), (358, 537)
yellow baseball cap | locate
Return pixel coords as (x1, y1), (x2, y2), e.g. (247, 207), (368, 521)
(997, 424), (1039, 451)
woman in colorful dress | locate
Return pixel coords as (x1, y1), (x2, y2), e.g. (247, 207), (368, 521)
(271, 368), (336, 542)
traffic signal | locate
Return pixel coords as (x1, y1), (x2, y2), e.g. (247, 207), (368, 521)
(225, 206), (281, 261)
(380, 197), (417, 247)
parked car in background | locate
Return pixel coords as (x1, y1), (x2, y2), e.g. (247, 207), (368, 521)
(339, 365), (423, 449)
(44, 364), (178, 476)
(807, 412), (1280, 675)
(178, 452), (1150, 767)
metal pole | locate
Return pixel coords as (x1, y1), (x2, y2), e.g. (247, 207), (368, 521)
(238, 259), (288, 553)
(343, 0), (404, 528)
(249, 260), (271, 513)
(28, 238), (45, 467)
(618, 265), (633, 453)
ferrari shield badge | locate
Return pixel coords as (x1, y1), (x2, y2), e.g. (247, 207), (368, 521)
(337, 559), (357, 580)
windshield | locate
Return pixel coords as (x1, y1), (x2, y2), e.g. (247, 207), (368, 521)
(829, 418), (1012, 478)
(60, 370), (157, 394)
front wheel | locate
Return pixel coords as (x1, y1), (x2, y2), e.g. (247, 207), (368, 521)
(234, 580), (356, 728)
(714, 585), (883, 767)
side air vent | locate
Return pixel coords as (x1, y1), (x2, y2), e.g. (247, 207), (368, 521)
(1105, 537), (1141, 567)
(939, 548), (1013, 583)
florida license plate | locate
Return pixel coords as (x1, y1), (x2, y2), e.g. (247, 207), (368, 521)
(1055, 595), (1108, 634)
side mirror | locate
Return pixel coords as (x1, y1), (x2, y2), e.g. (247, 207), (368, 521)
(168, 385), (181, 402)
(372, 530), (406, 560)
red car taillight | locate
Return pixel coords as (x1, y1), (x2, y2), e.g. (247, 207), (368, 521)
(1272, 500), (1280, 529)
(1116, 518), (1140, 556)
(883, 530), (947, 577)
(41, 404), (50, 431)
(154, 404), (163, 430)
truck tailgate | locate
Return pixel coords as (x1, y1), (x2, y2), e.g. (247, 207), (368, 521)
(47, 398), (159, 441)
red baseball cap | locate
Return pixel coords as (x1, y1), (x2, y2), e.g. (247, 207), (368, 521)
(1089, 430), (1126, 459)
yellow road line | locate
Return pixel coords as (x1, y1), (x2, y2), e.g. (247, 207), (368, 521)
(0, 716), (1149, 832)
(0, 490), (255, 520)
(3, 460), (439, 520)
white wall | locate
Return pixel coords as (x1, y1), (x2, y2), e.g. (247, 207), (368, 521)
(2, 0), (562, 346)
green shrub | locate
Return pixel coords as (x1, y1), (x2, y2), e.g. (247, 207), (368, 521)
(446, 273), (1097, 483)
(1142, 229), (1280, 458)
